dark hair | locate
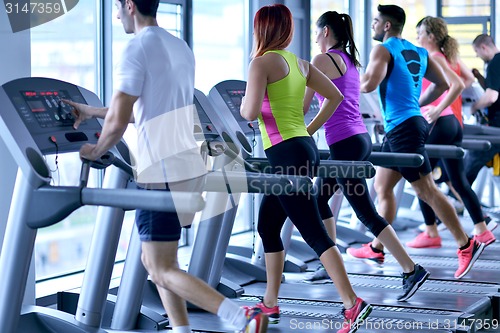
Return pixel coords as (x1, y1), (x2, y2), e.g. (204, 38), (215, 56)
(316, 11), (361, 68)
(473, 34), (495, 48)
(252, 4), (294, 58)
(377, 4), (405, 33)
(119, 0), (160, 18)
(416, 16), (459, 64)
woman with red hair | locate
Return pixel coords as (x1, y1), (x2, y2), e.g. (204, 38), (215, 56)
(241, 5), (371, 333)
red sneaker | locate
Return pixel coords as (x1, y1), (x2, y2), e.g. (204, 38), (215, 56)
(406, 232), (442, 248)
(455, 239), (485, 279)
(240, 307), (268, 333)
(337, 297), (372, 333)
(346, 243), (384, 264)
(473, 229), (496, 246)
(244, 301), (280, 324)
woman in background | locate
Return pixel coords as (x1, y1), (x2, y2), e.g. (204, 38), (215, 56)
(407, 16), (495, 249)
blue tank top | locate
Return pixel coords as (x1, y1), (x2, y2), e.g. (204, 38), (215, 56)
(378, 37), (428, 133)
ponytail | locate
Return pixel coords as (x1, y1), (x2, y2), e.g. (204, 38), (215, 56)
(316, 11), (361, 68)
(339, 14), (361, 68)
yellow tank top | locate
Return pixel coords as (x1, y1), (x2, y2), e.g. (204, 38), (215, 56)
(258, 50), (310, 149)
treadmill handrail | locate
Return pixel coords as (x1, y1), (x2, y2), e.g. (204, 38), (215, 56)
(26, 185), (206, 229)
(318, 149), (424, 167)
(372, 143), (465, 159)
(463, 135), (500, 145)
(81, 188), (205, 212)
(369, 152), (424, 167)
(461, 139), (491, 151)
(203, 170), (312, 194)
(464, 124), (500, 136)
(246, 157), (376, 179)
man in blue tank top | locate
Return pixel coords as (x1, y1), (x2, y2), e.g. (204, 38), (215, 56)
(349, 4), (485, 279)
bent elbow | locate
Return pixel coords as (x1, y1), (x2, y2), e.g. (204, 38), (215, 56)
(438, 82), (449, 95)
(241, 112), (256, 122)
(487, 95), (498, 105)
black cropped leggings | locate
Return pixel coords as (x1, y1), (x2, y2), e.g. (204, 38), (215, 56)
(420, 115), (484, 225)
(314, 133), (388, 237)
(258, 136), (335, 257)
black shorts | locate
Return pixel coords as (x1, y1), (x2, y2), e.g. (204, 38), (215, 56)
(134, 176), (205, 242)
(381, 116), (432, 183)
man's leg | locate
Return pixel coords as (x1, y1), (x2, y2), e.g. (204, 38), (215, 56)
(141, 241), (224, 316)
(140, 240), (268, 332)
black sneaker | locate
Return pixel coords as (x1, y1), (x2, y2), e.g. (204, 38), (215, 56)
(303, 264), (331, 284)
(397, 264), (430, 302)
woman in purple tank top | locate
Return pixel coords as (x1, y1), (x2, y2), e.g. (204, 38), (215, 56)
(303, 12), (429, 302)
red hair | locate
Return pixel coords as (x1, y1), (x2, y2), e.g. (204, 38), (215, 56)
(251, 4), (294, 58)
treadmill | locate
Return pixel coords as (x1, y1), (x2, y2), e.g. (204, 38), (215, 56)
(190, 80), (482, 333)
(0, 77), (206, 333)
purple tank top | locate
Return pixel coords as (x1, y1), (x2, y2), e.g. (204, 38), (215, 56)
(314, 49), (367, 145)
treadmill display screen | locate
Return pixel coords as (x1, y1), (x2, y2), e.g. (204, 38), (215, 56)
(219, 88), (258, 135)
(26, 100), (46, 113)
(21, 90), (74, 127)
(227, 89), (244, 110)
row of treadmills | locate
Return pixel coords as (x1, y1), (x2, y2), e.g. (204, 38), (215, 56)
(0, 77), (498, 333)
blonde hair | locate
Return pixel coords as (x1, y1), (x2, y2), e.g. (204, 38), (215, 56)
(417, 16), (459, 64)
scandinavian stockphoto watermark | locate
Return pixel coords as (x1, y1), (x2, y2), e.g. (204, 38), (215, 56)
(4, 0), (79, 32)
(290, 318), (500, 331)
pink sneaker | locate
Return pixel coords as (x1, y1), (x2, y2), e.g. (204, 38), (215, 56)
(346, 243), (385, 264)
(406, 232), (442, 248)
(240, 307), (269, 333)
(473, 229), (496, 246)
(337, 297), (372, 333)
(455, 239), (485, 279)
(244, 301), (280, 324)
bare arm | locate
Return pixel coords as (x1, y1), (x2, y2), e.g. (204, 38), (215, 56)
(303, 87), (315, 114)
(305, 62), (344, 135)
(360, 45), (390, 93)
(472, 88), (499, 111)
(240, 57), (267, 121)
(419, 55), (449, 107)
(472, 68), (486, 90)
(303, 53), (340, 114)
(80, 91), (137, 161)
(457, 59), (475, 88)
(422, 55), (465, 123)
(62, 99), (109, 129)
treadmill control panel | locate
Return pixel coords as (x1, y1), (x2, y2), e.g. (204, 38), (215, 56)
(3, 77), (102, 154)
(193, 93), (219, 140)
(219, 87), (258, 135)
(20, 90), (75, 128)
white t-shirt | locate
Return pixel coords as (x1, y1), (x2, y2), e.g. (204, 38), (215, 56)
(115, 26), (206, 183)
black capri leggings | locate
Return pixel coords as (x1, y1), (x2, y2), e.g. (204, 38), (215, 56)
(315, 133), (388, 237)
(420, 115), (484, 225)
(258, 136), (335, 256)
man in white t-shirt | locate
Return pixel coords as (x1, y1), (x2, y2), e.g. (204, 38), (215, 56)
(64, 1), (268, 332)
